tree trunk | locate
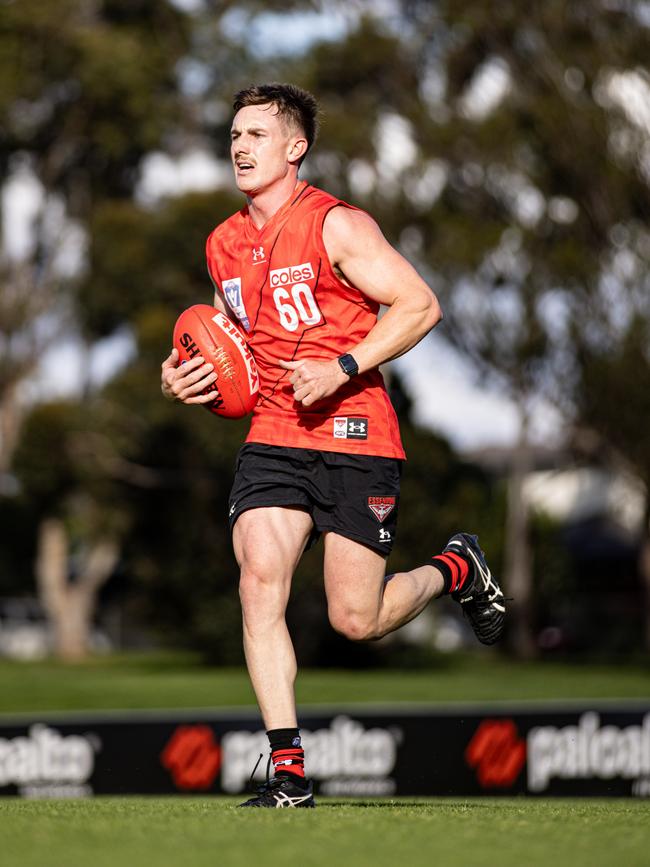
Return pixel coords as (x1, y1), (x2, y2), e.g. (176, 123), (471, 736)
(503, 423), (537, 659)
(35, 518), (119, 661)
(640, 536), (650, 653)
(0, 384), (22, 479)
(640, 493), (650, 653)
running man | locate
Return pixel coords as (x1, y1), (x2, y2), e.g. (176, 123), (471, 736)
(161, 83), (506, 807)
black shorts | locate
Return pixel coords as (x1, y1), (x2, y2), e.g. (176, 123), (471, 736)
(228, 443), (403, 555)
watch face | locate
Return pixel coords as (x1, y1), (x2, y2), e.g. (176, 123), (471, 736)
(339, 354), (358, 376)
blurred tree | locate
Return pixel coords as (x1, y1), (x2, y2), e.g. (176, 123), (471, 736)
(94, 1), (650, 658)
(268, 1), (649, 656)
(0, 0), (189, 454)
(0, 0), (190, 656)
(575, 304), (650, 648)
(4, 0), (649, 664)
(401, 0), (649, 654)
(76, 190), (251, 661)
(8, 186), (255, 660)
(77, 189), (242, 339)
(13, 401), (124, 659)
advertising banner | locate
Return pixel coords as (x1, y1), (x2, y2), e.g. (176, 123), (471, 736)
(1, 703), (649, 799)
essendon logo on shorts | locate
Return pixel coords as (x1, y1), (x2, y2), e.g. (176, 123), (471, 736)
(368, 496), (396, 522)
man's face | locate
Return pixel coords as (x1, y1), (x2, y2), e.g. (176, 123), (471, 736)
(230, 103), (301, 194)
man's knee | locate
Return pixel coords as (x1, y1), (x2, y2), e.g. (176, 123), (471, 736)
(239, 568), (285, 612)
(328, 607), (381, 642)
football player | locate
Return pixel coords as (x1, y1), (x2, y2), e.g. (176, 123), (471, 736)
(161, 83), (506, 808)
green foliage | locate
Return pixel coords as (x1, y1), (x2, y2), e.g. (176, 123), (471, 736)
(13, 397), (133, 543)
(14, 403), (82, 512)
(0, 497), (35, 596)
(276, 1), (650, 436)
(578, 315), (650, 482)
(392, 422), (502, 572)
(3, 0), (649, 663)
(303, 17), (420, 165)
(78, 190), (242, 339)
(0, 0), (189, 201)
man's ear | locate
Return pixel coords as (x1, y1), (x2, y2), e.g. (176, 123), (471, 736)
(288, 135), (308, 165)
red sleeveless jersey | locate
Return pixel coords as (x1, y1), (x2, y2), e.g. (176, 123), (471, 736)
(205, 182), (405, 459)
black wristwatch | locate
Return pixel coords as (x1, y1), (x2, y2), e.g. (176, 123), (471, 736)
(337, 353), (359, 378)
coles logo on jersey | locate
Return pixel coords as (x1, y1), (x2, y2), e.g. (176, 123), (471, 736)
(222, 278), (251, 331)
(333, 417), (368, 440)
(269, 262), (315, 287)
(368, 496), (396, 522)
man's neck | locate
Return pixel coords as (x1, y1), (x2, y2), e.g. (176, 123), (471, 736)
(247, 175), (302, 229)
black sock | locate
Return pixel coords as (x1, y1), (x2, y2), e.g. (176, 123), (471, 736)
(267, 727), (307, 786)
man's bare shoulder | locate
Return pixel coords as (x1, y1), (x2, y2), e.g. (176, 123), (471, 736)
(323, 204), (381, 238)
(322, 205), (386, 263)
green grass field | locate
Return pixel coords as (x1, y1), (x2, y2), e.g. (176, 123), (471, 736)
(1, 796), (648, 867)
(1, 655), (649, 866)
(1, 651), (649, 713)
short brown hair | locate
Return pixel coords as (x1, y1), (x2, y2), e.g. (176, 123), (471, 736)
(233, 83), (320, 161)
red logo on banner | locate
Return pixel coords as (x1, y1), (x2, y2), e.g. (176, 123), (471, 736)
(161, 725), (221, 790)
(465, 719), (526, 788)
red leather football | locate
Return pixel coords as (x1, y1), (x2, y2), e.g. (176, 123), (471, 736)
(173, 304), (259, 419)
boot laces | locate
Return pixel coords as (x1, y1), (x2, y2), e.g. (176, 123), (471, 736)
(247, 752), (293, 800)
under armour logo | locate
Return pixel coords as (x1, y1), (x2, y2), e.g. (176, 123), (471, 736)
(379, 528), (392, 542)
(341, 417), (369, 440)
(252, 246), (265, 262)
(229, 503), (236, 517)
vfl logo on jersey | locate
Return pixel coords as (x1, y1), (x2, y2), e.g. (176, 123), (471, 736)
(252, 246), (265, 263)
(368, 496), (396, 523)
(333, 417), (368, 440)
(222, 278), (251, 331)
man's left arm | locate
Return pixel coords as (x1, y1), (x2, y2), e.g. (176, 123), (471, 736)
(280, 206), (442, 407)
